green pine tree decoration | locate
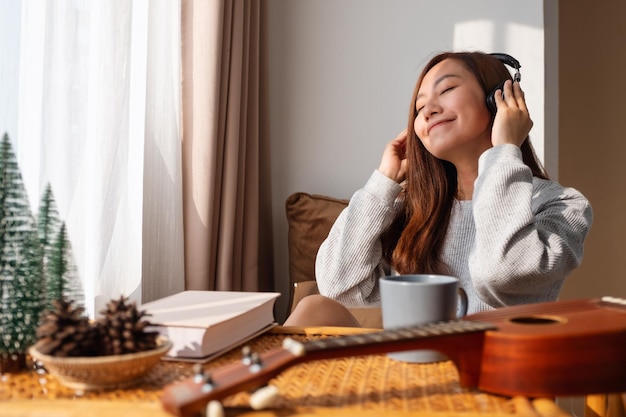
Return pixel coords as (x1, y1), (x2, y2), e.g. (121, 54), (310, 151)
(0, 133), (87, 371)
(37, 183), (61, 307)
(38, 184), (84, 312)
(0, 132), (45, 372)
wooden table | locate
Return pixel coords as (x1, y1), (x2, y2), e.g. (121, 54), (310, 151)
(0, 327), (576, 417)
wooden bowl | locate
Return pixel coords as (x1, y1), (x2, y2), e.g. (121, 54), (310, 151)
(28, 337), (172, 391)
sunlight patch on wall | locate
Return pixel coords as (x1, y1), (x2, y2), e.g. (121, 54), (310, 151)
(452, 20), (495, 52)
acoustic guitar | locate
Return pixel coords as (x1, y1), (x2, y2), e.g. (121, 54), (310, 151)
(160, 297), (626, 416)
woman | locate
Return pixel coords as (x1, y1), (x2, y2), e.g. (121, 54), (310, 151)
(284, 51), (592, 327)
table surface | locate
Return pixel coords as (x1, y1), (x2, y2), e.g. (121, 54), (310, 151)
(0, 326), (572, 417)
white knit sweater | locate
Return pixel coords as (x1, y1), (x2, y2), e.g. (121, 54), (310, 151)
(315, 144), (593, 314)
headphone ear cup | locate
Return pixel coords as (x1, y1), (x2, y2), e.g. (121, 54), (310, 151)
(486, 81), (505, 115)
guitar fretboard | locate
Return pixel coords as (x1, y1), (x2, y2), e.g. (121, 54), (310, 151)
(302, 320), (496, 354)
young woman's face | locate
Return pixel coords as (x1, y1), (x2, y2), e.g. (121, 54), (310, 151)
(413, 58), (492, 165)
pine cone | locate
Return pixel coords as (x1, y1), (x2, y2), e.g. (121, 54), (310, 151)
(98, 296), (158, 355)
(34, 298), (102, 357)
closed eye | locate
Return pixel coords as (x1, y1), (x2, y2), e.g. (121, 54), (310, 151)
(416, 87), (455, 115)
(440, 85), (455, 95)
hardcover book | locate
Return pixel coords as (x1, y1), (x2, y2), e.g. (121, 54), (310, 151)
(141, 290), (280, 362)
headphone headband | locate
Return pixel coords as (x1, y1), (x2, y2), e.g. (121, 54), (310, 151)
(489, 53), (521, 82)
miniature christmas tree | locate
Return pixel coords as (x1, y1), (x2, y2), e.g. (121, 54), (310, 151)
(0, 132), (45, 372)
(38, 184), (84, 312)
(38, 184), (62, 310)
(0, 133), (88, 371)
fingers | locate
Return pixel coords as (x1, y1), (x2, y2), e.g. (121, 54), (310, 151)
(378, 129), (409, 183)
(395, 128), (408, 139)
(391, 129), (408, 147)
(491, 79), (533, 147)
(390, 129), (408, 159)
(513, 81), (528, 110)
(508, 80), (528, 111)
(495, 80), (528, 111)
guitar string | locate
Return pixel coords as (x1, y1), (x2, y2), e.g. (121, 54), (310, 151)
(301, 298), (626, 355)
(301, 321), (494, 353)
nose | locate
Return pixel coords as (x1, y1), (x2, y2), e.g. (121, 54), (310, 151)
(421, 99), (441, 120)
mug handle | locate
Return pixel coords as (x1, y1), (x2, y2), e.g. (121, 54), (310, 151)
(457, 287), (468, 317)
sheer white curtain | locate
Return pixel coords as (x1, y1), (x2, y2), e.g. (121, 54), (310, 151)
(6, 0), (184, 317)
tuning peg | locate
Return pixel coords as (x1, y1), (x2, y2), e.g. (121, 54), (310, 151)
(282, 337), (305, 357)
(192, 363), (204, 382)
(206, 400), (224, 417)
(245, 352), (263, 373)
(241, 345), (253, 365)
(241, 346), (264, 372)
(249, 385), (279, 410)
(192, 363), (214, 392)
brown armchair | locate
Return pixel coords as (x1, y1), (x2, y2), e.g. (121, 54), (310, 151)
(285, 192), (382, 328)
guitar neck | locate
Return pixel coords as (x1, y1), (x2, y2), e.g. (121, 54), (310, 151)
(161, 319), (495, 416)
(297, 319), (496, 360)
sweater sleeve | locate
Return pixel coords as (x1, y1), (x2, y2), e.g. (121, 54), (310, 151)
(470, 144), (593, 308)
(315, 170), (403, 307)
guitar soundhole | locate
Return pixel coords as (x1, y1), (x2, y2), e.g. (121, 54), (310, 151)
(509, 315), (563, 325)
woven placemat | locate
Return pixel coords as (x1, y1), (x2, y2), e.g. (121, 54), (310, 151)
(0, 329), (515, 416)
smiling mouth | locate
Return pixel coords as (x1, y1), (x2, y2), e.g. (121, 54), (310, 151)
(428, 120), (451, 133)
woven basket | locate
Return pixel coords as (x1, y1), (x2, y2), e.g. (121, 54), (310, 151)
(28, 337), (172, 391)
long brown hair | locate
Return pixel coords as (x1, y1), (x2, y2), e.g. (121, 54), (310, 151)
(385, 52), (548, 274)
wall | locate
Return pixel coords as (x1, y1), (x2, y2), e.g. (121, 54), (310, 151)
(556, 2), (626, 408)
(266, 0), (546, 320)
(558, 0), (626, 301)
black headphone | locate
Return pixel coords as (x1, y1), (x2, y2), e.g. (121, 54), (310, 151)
(486, 53), (522, 115)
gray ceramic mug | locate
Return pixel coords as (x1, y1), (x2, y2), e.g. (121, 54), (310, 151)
(380, 274), (468, 363)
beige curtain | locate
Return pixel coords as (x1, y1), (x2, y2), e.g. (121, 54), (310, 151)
(181, 0), (274, 292)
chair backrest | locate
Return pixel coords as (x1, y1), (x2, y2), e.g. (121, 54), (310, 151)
(285, 192), (383, 328)
(285, 192), (348, 286)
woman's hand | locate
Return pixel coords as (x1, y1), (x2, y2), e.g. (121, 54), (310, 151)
(377, 129), (408, 183)
(491, 80), (534, 147)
